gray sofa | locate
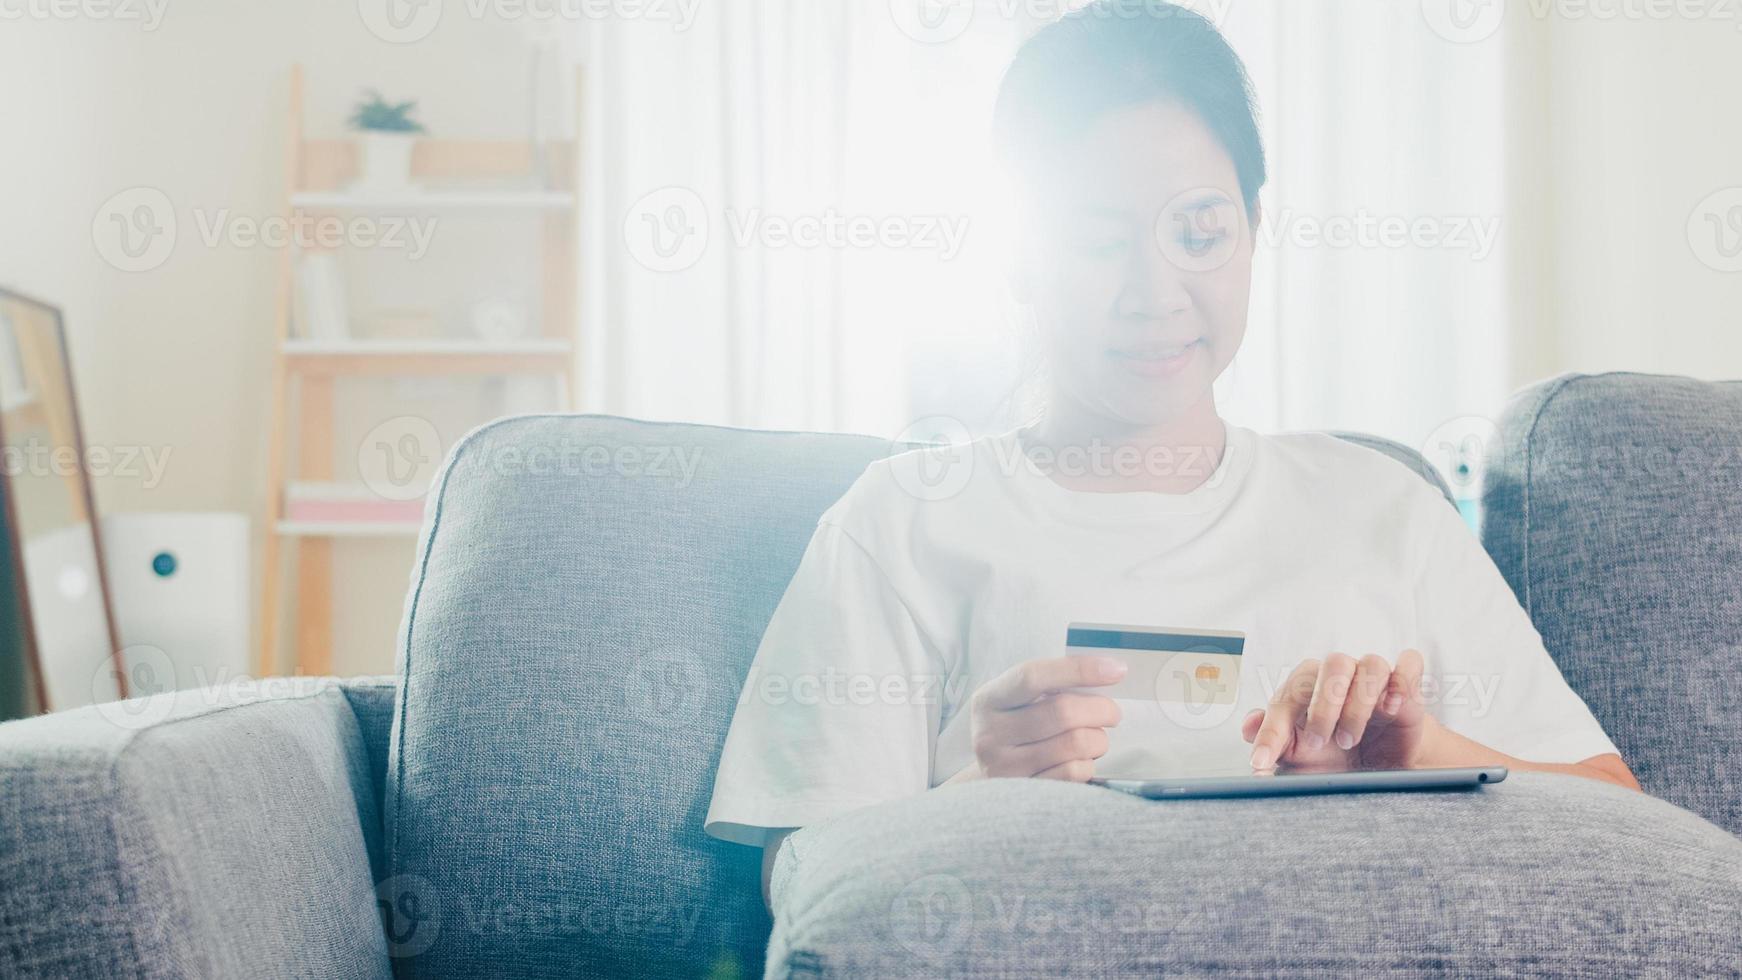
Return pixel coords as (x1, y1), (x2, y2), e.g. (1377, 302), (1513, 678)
(3, 372), (1741, 978)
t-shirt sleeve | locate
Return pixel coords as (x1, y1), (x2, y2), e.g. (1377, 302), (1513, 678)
(704, 520), (945, 847)
(1411, 486), (1621, 764)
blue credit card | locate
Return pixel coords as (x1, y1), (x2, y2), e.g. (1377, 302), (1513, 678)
(1066, 622), (1245, 705)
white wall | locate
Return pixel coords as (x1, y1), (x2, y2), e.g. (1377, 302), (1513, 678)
(0, 1), (552, 677)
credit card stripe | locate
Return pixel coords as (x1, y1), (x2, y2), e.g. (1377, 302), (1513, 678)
(1065, 628), (1245, 655)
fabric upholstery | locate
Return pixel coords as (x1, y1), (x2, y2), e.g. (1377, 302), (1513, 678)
(343, 675), (400, 886)
(770, 774), (1742, 977)
(385, 415), (1453, 978)
(1483, 373), (1742, 836)
(0, 681), (391, 980)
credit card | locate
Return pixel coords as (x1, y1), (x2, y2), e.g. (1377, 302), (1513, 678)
(1066, 622), (1245, 706)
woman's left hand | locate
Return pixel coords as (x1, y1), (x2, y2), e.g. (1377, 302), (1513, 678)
(1242, 650), (1430, 771)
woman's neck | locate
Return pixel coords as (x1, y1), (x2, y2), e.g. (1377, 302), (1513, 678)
(1026, 395), (1228, 495)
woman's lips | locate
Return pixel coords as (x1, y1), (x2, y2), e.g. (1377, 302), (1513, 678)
(1108, 339), (1203, 379)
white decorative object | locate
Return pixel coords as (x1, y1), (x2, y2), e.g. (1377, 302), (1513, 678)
(24, 526), (116, 709)
(100, 513), (251, 692)
(355, 131), (419, 192)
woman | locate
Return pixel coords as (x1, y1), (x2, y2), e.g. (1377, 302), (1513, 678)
(703, 0), (1638, 906)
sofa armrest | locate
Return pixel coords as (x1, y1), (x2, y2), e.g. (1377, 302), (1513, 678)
(0, 681), (392, 980)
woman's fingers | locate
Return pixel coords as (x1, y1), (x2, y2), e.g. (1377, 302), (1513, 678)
(1301, 653), (1358, 750)
(990, 692), (1122, 745)
(1007, 725), (1110, 778)
(1034, 759), (1097, 782)
(971, 689), (1121, 778)
(1378, 648), (1426, 725)
(1250, 659), (1318, 769)
(975, 655), (1127, 711)
(1334, 654), (1392, 750)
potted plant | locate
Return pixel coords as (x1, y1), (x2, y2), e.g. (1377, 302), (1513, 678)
(349, 90), (426, 191)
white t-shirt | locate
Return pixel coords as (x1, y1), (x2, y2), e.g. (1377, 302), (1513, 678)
(704, 420), (1619, 846)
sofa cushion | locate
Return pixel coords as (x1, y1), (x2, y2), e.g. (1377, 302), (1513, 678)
(1483, 373), (1742, 836)
(385, 415), (1456, 978)
(771, 775), (1742, 976)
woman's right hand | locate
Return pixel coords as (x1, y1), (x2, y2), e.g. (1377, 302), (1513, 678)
(963, 656), (1127, 782)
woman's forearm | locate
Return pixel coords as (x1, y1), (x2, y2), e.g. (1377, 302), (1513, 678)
(1417, 716), (1641, 791)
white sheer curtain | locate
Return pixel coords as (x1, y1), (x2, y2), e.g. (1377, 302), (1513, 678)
(578, 1), (1509, 456)
(1214, 0), (1509, 454)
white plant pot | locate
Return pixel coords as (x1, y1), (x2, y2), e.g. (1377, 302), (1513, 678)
(355, 131), (418, 191)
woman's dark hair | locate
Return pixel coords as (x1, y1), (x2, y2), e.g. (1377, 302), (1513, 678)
(993, 0), (1268, 212)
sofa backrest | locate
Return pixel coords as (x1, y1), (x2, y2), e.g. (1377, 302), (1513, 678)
(1483, 373), (1742, 836)
(384, 415), (1450, 978)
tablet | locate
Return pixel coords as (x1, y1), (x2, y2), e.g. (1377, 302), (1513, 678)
(1091, 765), (1508, 800)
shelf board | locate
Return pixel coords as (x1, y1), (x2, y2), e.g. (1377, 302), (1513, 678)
(283, 339), (573, 376)
(276, 520), (421, 538)
(290, 190), (575, 211)
(284, 339), (570, 355)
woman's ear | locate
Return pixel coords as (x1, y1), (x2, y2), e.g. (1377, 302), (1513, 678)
(1247, 199), (1264, 237)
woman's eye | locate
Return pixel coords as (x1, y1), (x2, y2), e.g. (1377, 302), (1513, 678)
(1178, 229), (1228, 254)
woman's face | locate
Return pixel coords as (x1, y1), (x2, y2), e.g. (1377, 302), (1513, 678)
(1018, 100), (1257, 430)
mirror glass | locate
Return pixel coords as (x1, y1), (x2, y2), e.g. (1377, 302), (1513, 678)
(0, 291), (121, 715)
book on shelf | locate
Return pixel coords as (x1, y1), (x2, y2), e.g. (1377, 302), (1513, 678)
(283, 482), (424, 525)
(294, 254), (350, 341)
